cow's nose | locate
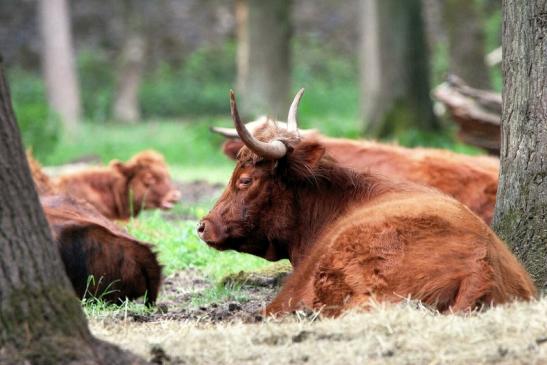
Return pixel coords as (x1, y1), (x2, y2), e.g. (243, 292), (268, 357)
(197, 221), (206, 237)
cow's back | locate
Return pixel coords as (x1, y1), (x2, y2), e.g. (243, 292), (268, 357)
(321, 137), (499, 224)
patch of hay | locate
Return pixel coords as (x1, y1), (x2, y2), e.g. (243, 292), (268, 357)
(91, 296), (547, 365)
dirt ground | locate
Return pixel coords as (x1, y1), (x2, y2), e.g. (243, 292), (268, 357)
(120, 267), (288, 324)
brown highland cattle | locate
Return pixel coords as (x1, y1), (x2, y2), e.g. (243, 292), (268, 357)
(212, 118), (499, 225)
(198, 90), (535, 317)
(27, 154), (162, 304)
(53, 150), (181, 220)
(41, 194), (162, 304)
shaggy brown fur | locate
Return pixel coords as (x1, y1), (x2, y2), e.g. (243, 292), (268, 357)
(200, 125), (535, 317)
(42, 194), (162, 304)
(220, 126), (499, 224)
(54, 150), (181, 220)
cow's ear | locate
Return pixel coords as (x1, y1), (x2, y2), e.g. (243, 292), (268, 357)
(284, 140), (325, 179)
(110, 160), (135, 177)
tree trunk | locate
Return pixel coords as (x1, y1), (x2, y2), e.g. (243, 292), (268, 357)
(0, 58), (146, 365)
(38, 0), (81, 134)
(493, 0), (547, 289)
(235, 0), (292, 120)
(113, 0), (146, 123)
(442, 0), (491, 89)
(359, 0), (440, 137)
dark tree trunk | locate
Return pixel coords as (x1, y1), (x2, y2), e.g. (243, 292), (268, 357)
(493, 0), (547, 289)
(359, 0), (440, 137)
(443, 0), (491, 89)
(235, 0), (292, 120)
(0, 58), (146, 364)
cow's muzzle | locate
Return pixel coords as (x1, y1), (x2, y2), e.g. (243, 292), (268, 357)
(197, 217), (228, 249)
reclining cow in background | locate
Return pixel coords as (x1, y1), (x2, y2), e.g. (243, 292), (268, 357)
(42, 195), (162, 304)
(211, 118), (499, 225)
(54, 150), (181, 220)
(198, 90), (535, 317)
(27, 154), (162, 305)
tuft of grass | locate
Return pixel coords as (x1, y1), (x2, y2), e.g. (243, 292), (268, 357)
(189, 283), (249, 308)
(82, 297), (155, 320)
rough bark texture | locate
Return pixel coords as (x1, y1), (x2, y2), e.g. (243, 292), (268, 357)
(493, 0), (547, 289)
(235, 0), (292, 120)
(38, 0), (81, 133)
(0, 59), (146, 365)
(443, 0), (491, 89)
(359, 0), (440, 137)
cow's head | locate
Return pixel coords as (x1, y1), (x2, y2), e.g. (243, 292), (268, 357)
(211, 116), (318, 161)
(110, 150), (181, 212)
(198, 89), (327, 261)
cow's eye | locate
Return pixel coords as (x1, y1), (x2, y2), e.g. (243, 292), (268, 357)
(238, 176), (252, 189)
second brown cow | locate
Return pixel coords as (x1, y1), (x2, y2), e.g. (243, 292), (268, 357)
(213, 119), (499, 224)
(54, 150), (181, 220)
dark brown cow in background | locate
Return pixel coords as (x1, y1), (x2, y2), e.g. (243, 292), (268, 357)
(212, 119), (499, 225)
(41, 195), (162, 305)
(54, 150), (181, 220)
(199, 90), (535, 317)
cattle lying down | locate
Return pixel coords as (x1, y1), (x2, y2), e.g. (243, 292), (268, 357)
(53, 150), (181, 220)
(211, 118), (499, 225)
(41, 194), (162, 305)
(198, 90), (536, 317)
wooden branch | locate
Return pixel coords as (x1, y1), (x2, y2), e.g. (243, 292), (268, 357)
(433, 75), (501, 155)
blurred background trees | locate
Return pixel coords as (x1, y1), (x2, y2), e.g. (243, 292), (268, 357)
(359, 0), (439, 137)
(0, 0), (503, 163)
(235, 0), (292, 119)
(38, 0), (81, 133)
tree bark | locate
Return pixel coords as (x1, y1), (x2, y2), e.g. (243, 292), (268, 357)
(0, 58), (146, 364)
(493, 0), (547, 289)
(442, 0), (491, 89)
(113, 0), (146, 123)
(235, 0), (292, 120)
(359, 0), (440, 137)
(38, 0), (81, 134)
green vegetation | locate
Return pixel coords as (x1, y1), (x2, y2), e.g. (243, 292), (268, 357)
(125, 211), (271, 281)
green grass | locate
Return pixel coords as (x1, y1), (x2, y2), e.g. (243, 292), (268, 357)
(125, 210), (271, 281)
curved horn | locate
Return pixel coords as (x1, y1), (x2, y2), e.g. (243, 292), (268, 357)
(287, 88), (305, 132)
(230, 90), (287, 160)
(210, 126), (239, 138)
(210, 118), (278, 138)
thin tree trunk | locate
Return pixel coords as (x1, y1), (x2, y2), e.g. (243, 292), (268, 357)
(235, 0), (292, 119)
(359, 0), (440, 137)
(113, 0), (145, 123)
(493, 0), (547, 289)
(38, 0), (81, 134)
(0, 58), (145, 365)
(443, 0), (491, 89)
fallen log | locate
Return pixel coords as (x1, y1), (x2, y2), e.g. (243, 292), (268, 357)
(433, 75), (501, 155)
